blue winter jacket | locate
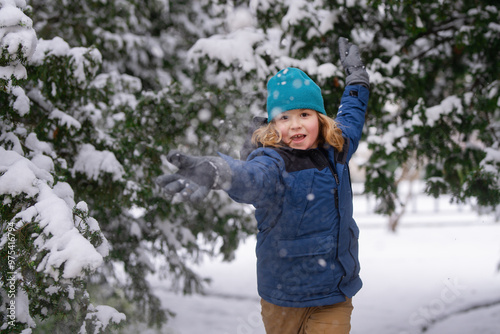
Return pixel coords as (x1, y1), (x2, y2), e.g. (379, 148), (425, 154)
(220, 85), (369, 307)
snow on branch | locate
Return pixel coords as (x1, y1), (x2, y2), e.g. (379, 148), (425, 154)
(72, 144), (125, 182)
(0, 0), (37, 118)
(80, 304), (126, 334)
(30, 37), (103, 84)
(0, 0), (37, 65)
(188, 28), (268, 76)
(0, 138), (118, 331)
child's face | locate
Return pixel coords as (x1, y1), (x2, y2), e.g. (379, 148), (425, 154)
(274, 109), (320, 150)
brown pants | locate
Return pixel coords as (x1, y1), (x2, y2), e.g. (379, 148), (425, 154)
(261, 298), (353, 334)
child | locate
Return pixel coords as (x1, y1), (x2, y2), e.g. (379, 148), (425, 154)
(157, 37), (369, 334)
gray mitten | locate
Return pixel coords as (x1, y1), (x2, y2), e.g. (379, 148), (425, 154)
(338, 37), (369, 89)
(156, 150), (231, 203)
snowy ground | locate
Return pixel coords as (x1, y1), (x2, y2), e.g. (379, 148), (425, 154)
(151, 185), (500, 334)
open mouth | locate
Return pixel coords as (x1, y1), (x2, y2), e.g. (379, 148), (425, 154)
(291, 134), (306, 141)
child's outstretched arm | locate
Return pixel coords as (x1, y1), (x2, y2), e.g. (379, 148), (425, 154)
(157, 149), (284, 206)
(156, 151), (231, 203)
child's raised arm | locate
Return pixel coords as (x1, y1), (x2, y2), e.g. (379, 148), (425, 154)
(336, 38), (370, 162)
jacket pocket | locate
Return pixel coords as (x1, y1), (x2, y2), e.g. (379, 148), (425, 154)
(272, 234), (341, 296)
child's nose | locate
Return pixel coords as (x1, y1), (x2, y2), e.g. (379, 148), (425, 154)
(290, 117), (302, 129)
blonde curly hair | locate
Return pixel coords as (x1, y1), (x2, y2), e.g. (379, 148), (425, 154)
(252, 112), (344, 152)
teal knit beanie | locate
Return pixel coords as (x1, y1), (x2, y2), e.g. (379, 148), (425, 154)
(266, 67), (326, 122)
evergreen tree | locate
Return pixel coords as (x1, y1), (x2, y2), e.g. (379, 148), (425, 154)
(362, 0), (500, 225)
(3, 0), (256, 332)
(187, 0), (500, 225)
(1, 1), (125, 333)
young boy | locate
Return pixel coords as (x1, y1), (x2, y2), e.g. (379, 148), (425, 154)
(157, 37), (369, 334)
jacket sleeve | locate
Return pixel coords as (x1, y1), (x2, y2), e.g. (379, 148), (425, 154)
(217, 148), (285, 206)
(336, 85), (369, 162)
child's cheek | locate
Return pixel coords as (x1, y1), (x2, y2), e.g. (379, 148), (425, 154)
(276, 126), (286, 140)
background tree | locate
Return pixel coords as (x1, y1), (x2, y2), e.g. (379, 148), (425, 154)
(187, 0), (500, 226)
(362, 0), (500, 228)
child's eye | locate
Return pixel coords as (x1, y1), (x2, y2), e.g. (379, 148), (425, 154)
(301, 112), (310, 117)
(279, 115), (289, 120)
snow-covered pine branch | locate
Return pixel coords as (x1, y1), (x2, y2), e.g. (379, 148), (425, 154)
(1, 1), (125, 333)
